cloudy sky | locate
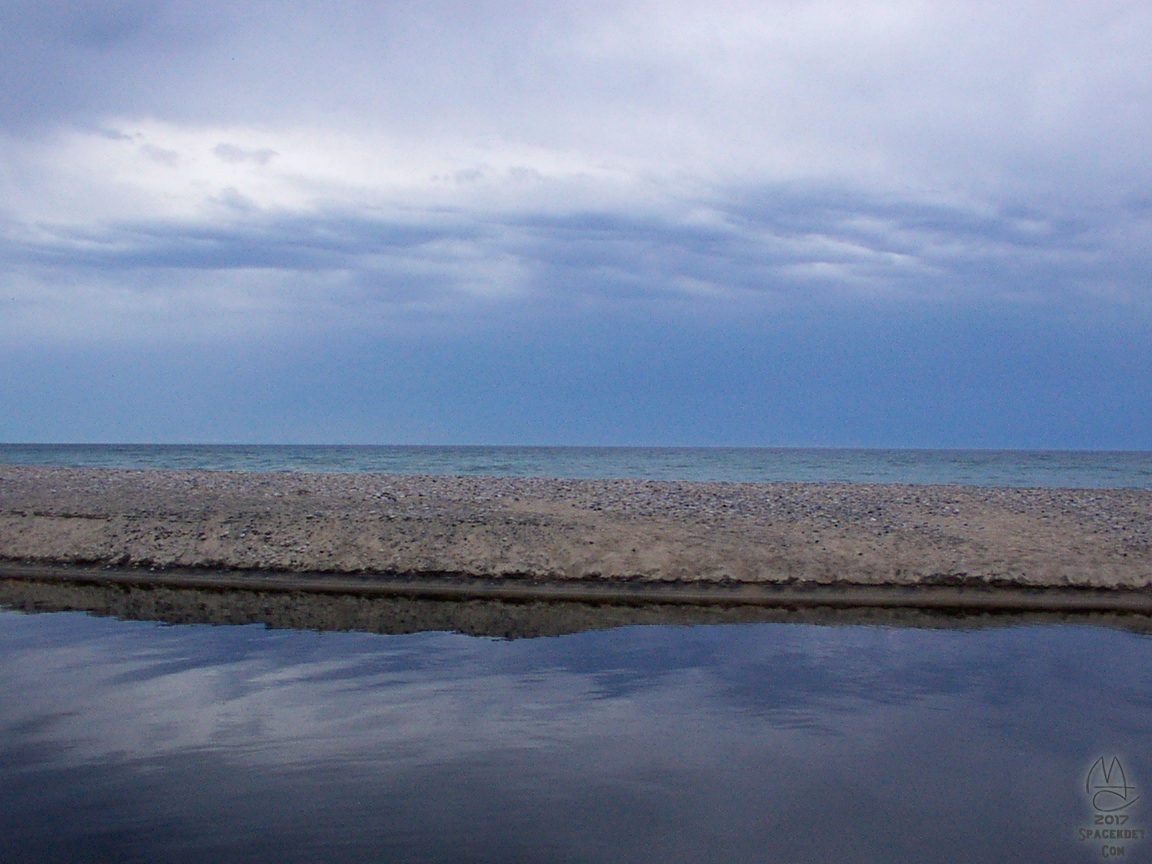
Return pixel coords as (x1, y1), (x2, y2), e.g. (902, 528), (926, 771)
(2, 0), (1150, 447)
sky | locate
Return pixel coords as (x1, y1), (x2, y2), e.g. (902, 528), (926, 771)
(2, 0), (1151, 447)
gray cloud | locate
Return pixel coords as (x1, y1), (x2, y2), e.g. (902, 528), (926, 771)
(4, 177), (1148, 350)
(213, 143), (277, 165)
(3, 1), (1149, 184)
(0, 0), (213, 130)
(2, 0), (1151, 452)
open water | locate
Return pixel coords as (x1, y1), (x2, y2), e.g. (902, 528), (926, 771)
(3, 443), (1152, 488)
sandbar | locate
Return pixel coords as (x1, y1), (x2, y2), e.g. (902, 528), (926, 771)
(1, 465), (1150, 613)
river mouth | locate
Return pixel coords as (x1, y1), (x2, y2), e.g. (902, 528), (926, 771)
(3, 597), (1151, 863)
(3, 583), (1151, 862)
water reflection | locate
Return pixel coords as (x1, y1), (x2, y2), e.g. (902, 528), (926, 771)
(1, 608), (1150, 863)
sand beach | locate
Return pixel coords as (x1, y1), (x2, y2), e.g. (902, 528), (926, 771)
(1, 464), (1149, 611)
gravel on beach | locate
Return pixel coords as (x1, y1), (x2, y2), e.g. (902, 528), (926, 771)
(1, 464), (1150, 589)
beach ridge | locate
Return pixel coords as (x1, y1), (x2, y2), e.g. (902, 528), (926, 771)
(2, 464), (1150, 591)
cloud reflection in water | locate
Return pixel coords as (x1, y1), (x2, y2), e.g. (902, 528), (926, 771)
(1, 610), (1150, 863)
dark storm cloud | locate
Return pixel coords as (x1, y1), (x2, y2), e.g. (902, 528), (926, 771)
(3, 212), (466, 272)
(505, 188), (1147, 312)
(5, 183), (1144, 332)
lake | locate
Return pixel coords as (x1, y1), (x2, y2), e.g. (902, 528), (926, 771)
(3, 443), (1152, 488)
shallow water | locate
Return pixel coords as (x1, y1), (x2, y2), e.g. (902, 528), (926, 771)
(4, 443), (1152, 488)
(1, 607), (1149, 863)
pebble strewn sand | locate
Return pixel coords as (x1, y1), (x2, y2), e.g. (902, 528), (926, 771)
(1, 465), (1150, 588)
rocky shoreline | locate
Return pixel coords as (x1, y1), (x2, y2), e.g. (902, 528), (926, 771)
(1, 464), (1150, 592)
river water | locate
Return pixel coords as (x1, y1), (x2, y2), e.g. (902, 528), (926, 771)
(0, 606), (1149, 863)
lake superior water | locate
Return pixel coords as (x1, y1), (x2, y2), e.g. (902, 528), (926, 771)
(3, 443), (1152, 488)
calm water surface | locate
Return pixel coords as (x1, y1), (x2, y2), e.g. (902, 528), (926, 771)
(1, 607), (1149, 863)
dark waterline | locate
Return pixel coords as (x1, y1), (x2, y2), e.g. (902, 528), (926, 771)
(4, 443), (1152, 488)
(1, 607), (1150, 863)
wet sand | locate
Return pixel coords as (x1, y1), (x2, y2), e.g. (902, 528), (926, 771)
(4, 574), (1151, 639)
(1, 465), (1150, 609)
